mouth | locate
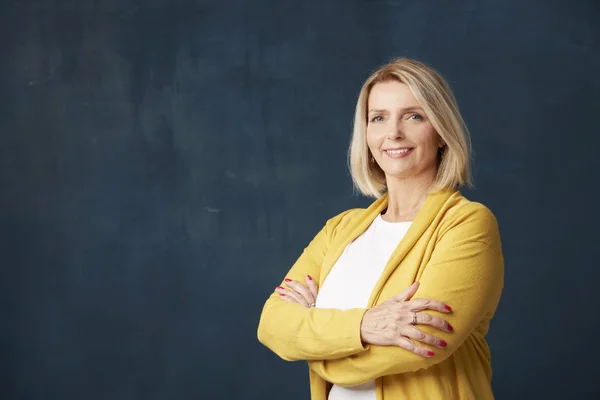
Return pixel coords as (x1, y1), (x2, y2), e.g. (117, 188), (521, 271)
(383, 147), (414, 158)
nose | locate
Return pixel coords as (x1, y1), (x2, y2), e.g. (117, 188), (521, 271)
(386, 119), (405, 140)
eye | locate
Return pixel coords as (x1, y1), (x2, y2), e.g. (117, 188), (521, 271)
(408, 113), (423, 121)
(370, 115), (384, 123)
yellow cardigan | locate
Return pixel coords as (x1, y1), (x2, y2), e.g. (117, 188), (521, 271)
(257, 188), (504, 400)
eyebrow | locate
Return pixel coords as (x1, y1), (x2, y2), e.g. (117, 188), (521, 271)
(368, 106), (424, 114)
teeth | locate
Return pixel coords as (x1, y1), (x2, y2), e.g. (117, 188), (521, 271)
(386, 149), (411, 155)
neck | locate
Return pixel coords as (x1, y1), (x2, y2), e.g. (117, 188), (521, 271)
(382, 170), (436, 222)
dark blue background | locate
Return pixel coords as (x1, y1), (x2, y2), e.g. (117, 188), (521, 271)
(1, 0), (599, 399)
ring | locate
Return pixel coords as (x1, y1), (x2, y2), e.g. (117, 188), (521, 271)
(308, 303), (316, 308)
(412, 312), (418, 325)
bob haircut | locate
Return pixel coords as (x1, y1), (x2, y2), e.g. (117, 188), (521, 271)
(349, 57), (473, 198)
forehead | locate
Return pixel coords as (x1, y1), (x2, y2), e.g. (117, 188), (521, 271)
(367, 80), (420, 108)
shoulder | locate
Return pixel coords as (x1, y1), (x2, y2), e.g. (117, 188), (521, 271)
(324, 207), (365, 234)
(446, 193), (498, 225)
(439, 192), (502, 251)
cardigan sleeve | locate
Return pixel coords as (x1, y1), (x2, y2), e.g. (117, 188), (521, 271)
(307, 205), (504, 386)
(257, 209), (369, 361)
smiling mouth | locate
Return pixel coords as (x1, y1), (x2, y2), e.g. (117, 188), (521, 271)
(384, 148), (413, 155)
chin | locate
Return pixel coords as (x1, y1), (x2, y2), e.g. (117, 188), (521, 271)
(383, 162), (438, 182)
(380, 162), (411, 174)
(382, 168), (413, 179)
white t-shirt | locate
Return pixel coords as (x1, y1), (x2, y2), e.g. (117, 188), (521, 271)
(315, 214), (412, 400)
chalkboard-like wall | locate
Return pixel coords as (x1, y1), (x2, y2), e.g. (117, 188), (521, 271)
(1, 1), (599, 399)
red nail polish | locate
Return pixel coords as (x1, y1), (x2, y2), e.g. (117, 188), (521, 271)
(307, 275), (313, 281)
(279, 293), (285, 297)
(447, 323), (453, 331)
(445, 305), (452, 311)
(277, 286), (284, 290)
(427, 351), (435, 356)
(284, 278), (292, 282)
(440, 340), (447, 347)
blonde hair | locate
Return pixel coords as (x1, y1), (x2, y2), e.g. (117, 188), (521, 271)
(349, 57), (473, 198)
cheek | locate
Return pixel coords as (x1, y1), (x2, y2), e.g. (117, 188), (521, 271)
(418, 129), (440, 154)
(365, 130), (379, 150)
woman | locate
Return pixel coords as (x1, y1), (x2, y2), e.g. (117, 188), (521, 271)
(257, 58), (504, 400)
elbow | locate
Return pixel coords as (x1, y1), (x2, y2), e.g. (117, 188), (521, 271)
(257, 320), (298, 362)
(256, 315), (267, 345)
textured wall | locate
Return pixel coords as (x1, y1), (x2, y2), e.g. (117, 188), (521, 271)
(1, 0), (599, 399)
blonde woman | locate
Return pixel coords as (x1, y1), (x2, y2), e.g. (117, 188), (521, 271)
(257, 58), (504, 400)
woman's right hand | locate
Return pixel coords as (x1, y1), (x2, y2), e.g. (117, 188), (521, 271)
(360, 282), (454, 358)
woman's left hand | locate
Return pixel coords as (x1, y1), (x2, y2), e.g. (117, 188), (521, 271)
(276, 275), (319, 308)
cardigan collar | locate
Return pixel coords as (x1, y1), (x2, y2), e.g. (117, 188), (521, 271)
(323, 187), (459, 306)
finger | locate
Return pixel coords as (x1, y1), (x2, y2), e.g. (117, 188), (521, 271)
(412, 311), (454, 333)
(305, 275), (318, 299)
(400, 326), (448, 349)
(279, 293), (301, 304)
(407, 298), (452, 314)
(276, 286), (298, 303)
(394, 335), (436, 358)
(284, 279), (315, 305)
(391, 281), (420, 303)
(277, 285), (310, 308)
(278, 292), (314, 309)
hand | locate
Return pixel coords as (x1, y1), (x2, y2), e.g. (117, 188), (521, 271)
(276, 275), (318, 308)
(360, 281), (453, 358)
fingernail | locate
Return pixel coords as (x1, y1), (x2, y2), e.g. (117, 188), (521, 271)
(306, 275), (313, 281)
(277, 286), (284, 290)
(284, 278), (292, 282)
(279, 293), (285, 296)
(447, 323), (453, 331)
(445, 305), (452, 311)
(427, 351), (435, 356)
(440, 340), (447, 347)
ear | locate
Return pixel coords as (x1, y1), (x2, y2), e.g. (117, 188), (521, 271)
(436, 133), (446, 149)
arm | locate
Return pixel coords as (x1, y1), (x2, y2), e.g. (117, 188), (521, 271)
(307, 206), (504, 386)
(257, 210), (369, 361)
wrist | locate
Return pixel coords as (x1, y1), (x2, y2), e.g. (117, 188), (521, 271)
(359, 309), (370, 345)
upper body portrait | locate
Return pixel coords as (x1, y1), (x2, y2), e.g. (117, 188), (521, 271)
(257, 57), (504, 400)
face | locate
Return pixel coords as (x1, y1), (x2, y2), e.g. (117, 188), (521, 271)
(366, 80), (444, 183)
